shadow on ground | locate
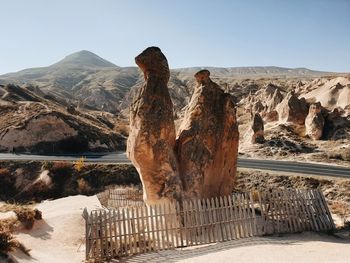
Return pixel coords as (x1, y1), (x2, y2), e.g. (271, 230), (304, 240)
(111, 232), (350, 263)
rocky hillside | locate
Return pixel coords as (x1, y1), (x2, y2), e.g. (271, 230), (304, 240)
(298, 76), (350, 110)
(0, 50), (332, 115)
(238, 75), (350, 165)
(1, 50), (349, 160)
(0, 83), (125, 153)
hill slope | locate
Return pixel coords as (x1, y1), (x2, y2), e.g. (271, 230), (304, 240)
(0, 51), (334, 114)
(0, 83), (125, 153)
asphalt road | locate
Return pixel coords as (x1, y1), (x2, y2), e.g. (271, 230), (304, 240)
(0, 152), (349, 178)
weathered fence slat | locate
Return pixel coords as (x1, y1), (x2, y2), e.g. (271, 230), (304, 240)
(85, 189), (335, 261)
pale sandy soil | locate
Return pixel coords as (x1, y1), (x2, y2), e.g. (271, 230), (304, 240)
(120, 233), (350, 263)
(3, 196), (349, 263)
(9, 195), (102, 263)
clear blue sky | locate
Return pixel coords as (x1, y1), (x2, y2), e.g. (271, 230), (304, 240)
(1, 0), (350, 74)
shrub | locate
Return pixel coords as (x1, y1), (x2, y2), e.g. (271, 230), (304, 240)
(42, 161), (53, 170)
(74, 157), (85, 172)
(77, 178), (91, 194)
(51, 161), (72, 175)
(50, 161), (73, 189)
(0, 224), (30, 257)
(14, 208), (42, 230)
(330, 201), (350, 227)
(0, 169), (16, 198)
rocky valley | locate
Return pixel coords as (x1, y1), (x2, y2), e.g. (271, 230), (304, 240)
(0, 50), (349, 166)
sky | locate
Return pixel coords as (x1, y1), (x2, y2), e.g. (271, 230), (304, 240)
(1, 0), (350, 74)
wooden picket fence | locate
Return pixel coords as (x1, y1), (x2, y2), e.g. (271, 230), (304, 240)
(83, 188), (334, 262)
(97, 188), (144, 208)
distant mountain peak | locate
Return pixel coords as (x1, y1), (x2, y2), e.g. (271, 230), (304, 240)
(51, 50), (118, 69)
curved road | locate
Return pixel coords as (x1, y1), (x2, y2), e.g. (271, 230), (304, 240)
(0, 152), (349, 178)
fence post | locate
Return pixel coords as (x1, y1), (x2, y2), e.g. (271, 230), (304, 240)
(82, 208), (89, 261)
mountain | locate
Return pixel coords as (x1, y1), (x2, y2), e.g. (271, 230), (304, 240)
(51, 50), (118, 69)
(0, 51), (337, 114)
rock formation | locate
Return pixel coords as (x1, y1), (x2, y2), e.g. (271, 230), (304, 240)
(264, 83), (281, 99)
(176, 69), (239, 199)
(251, 112), (265, 143)
(266, 89), (283, 112)
(262, 110), (279, 122)
(127, 47), (239, 203)
(275, 91), (308, 125)
(323, 108), (350, 140)
(305, 102), (324, 140)
(127, 47), (183, 205)
(0, 85), (123, 153)
(252, 100), (265, 113)
(298, 76), (350, 110)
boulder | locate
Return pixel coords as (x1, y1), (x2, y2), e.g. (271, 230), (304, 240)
(305, 102), (324, 140)
(127, 47), (183, 205)
(276, 91), (308, 125)
(176, 69), (239, 199)
(251, 112), (265, 143)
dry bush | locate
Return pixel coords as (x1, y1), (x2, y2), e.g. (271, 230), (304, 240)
(77, 178), (91, 194)
(330, 201), (350, 226)
(42, 161), (53, 170)
(51, 161), (72, 174)
(14, 208), (42, 230)
(251, 190), (260, 202)
(0, 168), (10, 177)
(0, 168), (16, 198)
(0, 224), (30, 257)
(0, 218), (18, 233)
(50, 161), (73, 191)
(74, 157), (85, 172)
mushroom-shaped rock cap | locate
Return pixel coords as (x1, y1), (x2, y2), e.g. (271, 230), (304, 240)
(194, 69), (211, 84)
(135, 46), (170, 82)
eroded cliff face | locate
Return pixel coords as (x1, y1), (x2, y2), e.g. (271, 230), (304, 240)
(127, 47), (183, 205)
(176, 70), (239, 199)
(127, 48), (239, 204)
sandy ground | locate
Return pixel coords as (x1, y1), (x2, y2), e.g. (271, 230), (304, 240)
(3, 196), (349, 263)
(120, 233), (350, 263)
(9, 195), (102, 263)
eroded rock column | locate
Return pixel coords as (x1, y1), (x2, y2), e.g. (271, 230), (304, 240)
(176, 70), (239, 199)
(251, 112), (265, 143)
(127, 47), (182, 205)
(305, 102), (324, 140)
